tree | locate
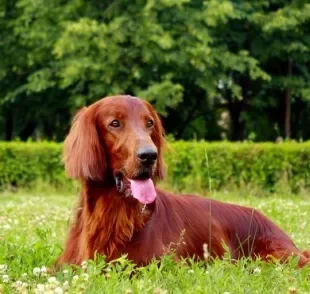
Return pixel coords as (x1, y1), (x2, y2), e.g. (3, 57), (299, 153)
(251, 0), (310, 140)
(0, 0), (309, 142)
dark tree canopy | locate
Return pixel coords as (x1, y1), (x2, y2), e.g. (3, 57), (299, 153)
(1, 0), (309, 141)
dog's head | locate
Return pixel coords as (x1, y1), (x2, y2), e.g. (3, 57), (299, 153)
(63, 95), (166, 204)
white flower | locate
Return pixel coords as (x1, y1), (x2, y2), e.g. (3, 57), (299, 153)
(55, 287), (64, 294)
(14, 280), (23, 287)
(73, 275), (79, 281)
(63, 281), (69, 288)
(22, 273), (28, 278)
(33, 267), (41, 276)
(22, 282), (28, 288)
(0, 264), (7, 274)
(81, 260), (88, 269)
(72, 275), (79, 284)
(62, 269), (69, 275)
(37, 284), (45, 292)
(253, 267), (261, 275)
(2, 274), (10, 283)
(48, 277), (57, 284)
(41, 266), (47, 276)
(188, 269), (194, 274)
(82, 273), (89, 281)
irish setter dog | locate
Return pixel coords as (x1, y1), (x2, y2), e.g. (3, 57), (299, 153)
(57, 95), (309, 268)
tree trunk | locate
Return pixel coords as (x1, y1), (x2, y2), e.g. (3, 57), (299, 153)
(284, 59), (292, 139)
(228, 101), (244, 141)
(19, 121), (37, 141)
(228, 75), (248, 141)
(5, 109), (13, 141)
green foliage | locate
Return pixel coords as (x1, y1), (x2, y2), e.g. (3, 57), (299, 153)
(1, 0), (310, 141)
(1, 141), (310, 193)
(137, 77), (184, 117)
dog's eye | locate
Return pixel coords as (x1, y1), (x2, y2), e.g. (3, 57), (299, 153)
(110, 120), (121, 128)
(147, 119), (154, 128)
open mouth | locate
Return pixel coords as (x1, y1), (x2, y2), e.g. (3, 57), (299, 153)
(114, 170), (157, 205)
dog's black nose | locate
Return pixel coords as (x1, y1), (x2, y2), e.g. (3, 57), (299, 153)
(137, 146), (158, 165)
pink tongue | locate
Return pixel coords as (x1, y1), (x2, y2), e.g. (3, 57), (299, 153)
(129, 178), (157, 204)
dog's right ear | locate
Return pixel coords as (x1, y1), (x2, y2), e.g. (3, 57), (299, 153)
(63, 107), (106, 181)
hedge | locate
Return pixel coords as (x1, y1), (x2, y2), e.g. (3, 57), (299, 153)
(0, 142), (65, 189)
(1, 141), (310, 192)
(165, 141), (310, 192)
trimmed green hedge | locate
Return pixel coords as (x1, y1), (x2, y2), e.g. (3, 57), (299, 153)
(165, 141), (310, 192)
(1, 141), (310, 192)
(0, 142), (65, 189)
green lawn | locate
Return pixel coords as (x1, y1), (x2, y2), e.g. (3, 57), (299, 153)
(0, 191), (309, 294)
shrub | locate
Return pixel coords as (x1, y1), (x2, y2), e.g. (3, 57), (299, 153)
(165, 141), (310, 193)
(0, 142), (66, 189)
(1, 141), (310, 192)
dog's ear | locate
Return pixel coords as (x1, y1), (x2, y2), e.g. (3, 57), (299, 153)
(148, 105), (166, 180)
(63, 106), (106, 180)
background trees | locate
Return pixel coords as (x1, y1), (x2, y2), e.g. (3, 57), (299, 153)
(1, 0), (309, 142)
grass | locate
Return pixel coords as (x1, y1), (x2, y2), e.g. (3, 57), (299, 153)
(0, 189), (309, 294)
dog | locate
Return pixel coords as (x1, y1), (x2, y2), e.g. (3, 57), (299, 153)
(57, 95), (310, 268)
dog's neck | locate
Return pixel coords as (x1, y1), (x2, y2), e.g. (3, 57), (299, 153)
(78, 181), (154, 261)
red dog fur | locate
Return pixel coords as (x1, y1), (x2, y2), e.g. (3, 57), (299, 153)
(57, 95), (310, 268)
